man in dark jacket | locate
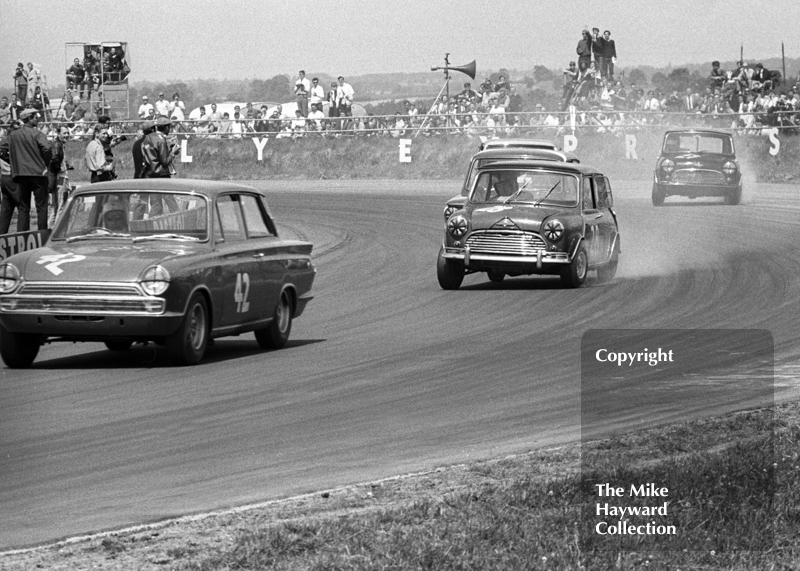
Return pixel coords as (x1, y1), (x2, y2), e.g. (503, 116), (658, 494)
(0, 109), (51, 231)
(141, 117), (179, 215)
(132, 120), (155, 179)
(601, 30), (617, 81)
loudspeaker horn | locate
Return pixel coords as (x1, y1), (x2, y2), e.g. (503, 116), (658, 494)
(431, 60), (477, 80)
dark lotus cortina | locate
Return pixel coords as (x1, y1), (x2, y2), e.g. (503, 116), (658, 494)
(437, 160), (620, 289)
(0, 179), (315, 368)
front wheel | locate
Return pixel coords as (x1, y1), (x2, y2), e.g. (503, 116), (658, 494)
(652, 184), (665, 206)
(104, 339), (133, 351)
(487, 270), (505, 283)
(165, 293), (209, 365)
(725, 185), (742, 205)
(255, 289), (293, 349)
(0, 324), (40, 368)
(560, 245), (588, 288)
(437, 247), (464, 290)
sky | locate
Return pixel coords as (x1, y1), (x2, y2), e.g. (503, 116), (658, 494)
(2, 0), (799, 87)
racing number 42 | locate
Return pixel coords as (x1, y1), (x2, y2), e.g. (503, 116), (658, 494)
(234, 272), (250, 313)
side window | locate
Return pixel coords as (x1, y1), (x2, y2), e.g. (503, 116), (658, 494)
(582, 177), (595, 210)
(240, 194), (274, 238)
(594, 176), (609, 209)
(216, 195), (246, 242)
(604, 177), (614, 208)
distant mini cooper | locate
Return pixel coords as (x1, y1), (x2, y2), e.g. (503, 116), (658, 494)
(652, 129), (742, 206)
(437, 160), (620, 289)
(0, 179), (315, 368)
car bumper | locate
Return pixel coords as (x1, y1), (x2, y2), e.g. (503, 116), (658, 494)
(443, 247), (570, 269)
(655, 181), (740, 197)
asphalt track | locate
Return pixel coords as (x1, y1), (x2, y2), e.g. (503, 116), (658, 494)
(1, 179), (799, 549)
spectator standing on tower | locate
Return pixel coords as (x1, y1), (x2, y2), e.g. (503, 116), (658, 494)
(309, 78), (325, 111)
(13, 63), (28, 104)
(0, 109), (51, 231)
(576, 30), (592, 72)
(601, 30), (616, 81)
(295, 70), (311, 117)
(591, 28), (605, 76)
(66, 58), (87, 98)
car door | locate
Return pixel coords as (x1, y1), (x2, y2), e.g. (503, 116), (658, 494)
(239, 192), (283, 319)
(214, 194), (266, 328)
(592, 175), (617, 262)
(580, 176), (603, 264)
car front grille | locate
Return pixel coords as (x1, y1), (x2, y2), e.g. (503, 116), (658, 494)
(672, 169), (726, 185)
(18, 283), (143, 296)
(2, 282), (164, 315)
(466, 230), (546, 256)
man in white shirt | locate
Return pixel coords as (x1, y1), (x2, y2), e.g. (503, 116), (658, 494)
(154, 92), (170, 117)
(295, 70), (311, 117)
(336, 76), (355, 131)
(137, 95), (153, 119)
(309, 77), (325, 110)
(307, 103), (325, 131)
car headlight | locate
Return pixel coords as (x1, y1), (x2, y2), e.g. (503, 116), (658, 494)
(723, 161), (738, 175)
(140, 265), (171, 296)
(661, 159), (675, 173)
(443, 204), (458, 222)
(0, 263), (20, 294)
(447, 215), (468, 238)
(543, 219), (565, 242)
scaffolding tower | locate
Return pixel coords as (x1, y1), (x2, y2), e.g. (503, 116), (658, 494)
(64, 41), (131, 120)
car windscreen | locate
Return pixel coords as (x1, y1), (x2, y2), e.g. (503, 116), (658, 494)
(51, 191), (209, 242)
(664, 133), (732, 154)
(469, 170), (579, 207)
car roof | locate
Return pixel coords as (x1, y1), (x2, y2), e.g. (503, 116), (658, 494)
(663, 129), (733, 138)
(473, 148), (579, 163)
(72, 178), (264, 197)
(474, 159), (601, 175)
(479, 138), (558, 151)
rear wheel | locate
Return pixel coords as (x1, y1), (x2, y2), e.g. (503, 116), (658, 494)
(437, 247), (464, 290)
(652, 184), (665, 206)
(255, 289), (293, 349)
(0, 324), (40, 368)
(596, 254), (619, 283)
(104, 339), (133, 351)
(560, 245), (588, 288)
(166, 293), (208, 365)
(487, 270), (505, 283)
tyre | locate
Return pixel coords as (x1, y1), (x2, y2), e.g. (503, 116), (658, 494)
(596, 254), (619, 283)
(437, 247), (464, 290)
(255, 289), (293, 349)
(651, 184), (665, 206)
(104, 339), (133, 351)
(487, 270), (505, 283)
(725, 185), (742, 205)
(560, 245), (588, 288)
(165, 293), (209, 365)
(0, 323), (40, 368)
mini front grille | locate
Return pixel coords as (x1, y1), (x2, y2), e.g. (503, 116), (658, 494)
(672, 169), (726, 185)
(466, 230), (546, 256)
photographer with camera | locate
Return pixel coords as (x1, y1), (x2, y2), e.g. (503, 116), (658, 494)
(13, 63), (28, 104)
(142, 116), (180, 179)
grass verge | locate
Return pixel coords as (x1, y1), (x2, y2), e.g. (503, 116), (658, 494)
(2, 401), (797, 570)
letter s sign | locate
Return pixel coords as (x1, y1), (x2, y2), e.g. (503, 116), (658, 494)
(768, 128), (780, 156)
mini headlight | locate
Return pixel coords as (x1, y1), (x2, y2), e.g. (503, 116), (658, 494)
(723, 161), (737, 175)
(447, 215), (468, 238)
(0, 263), (20, 294)
(543, 219), (565, 242)
(140, 265), (171, 296)
(443, 204), (458, 221)
(661, 159), (675, 173)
